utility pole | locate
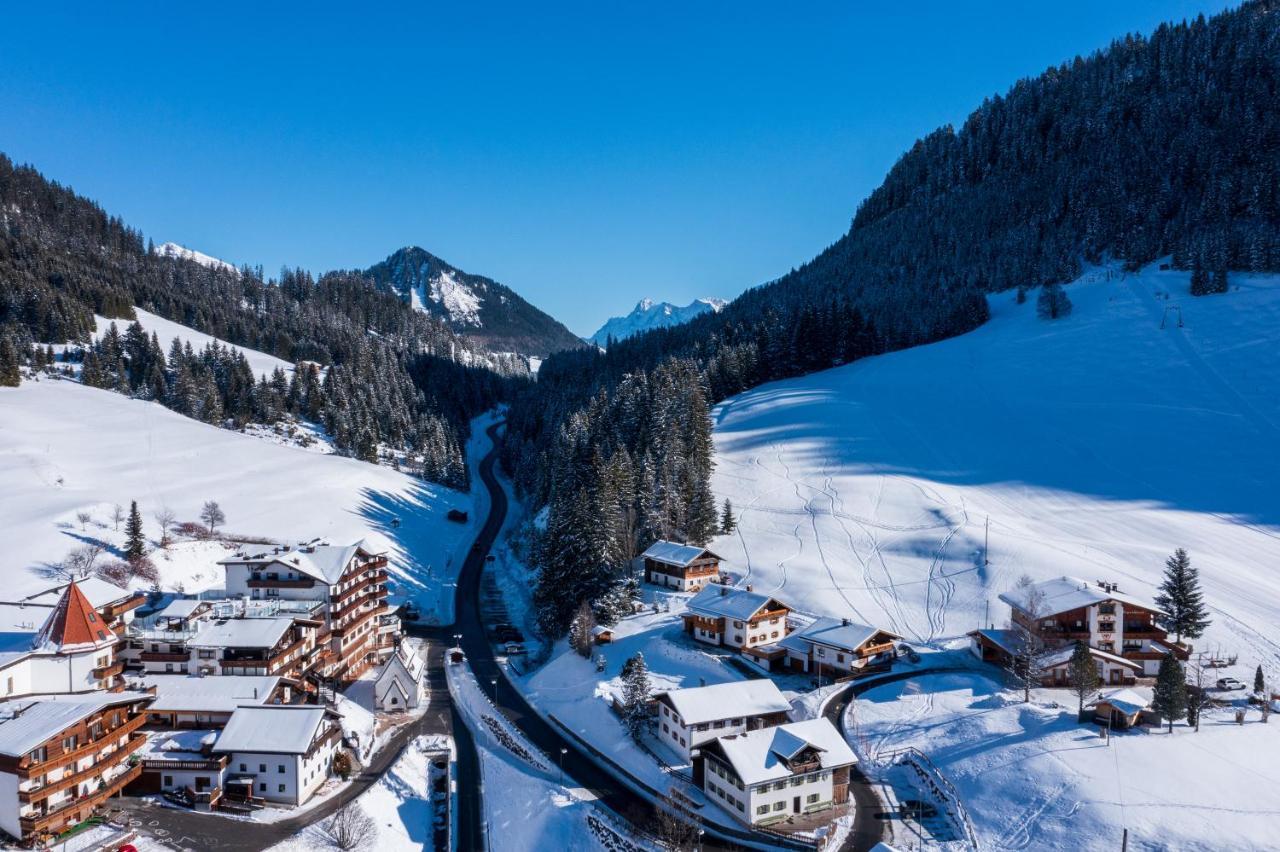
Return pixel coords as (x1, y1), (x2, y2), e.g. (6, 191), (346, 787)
(984, 515), (990, 566)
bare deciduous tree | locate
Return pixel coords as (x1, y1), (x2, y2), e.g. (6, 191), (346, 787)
(200, 501), (225, 537)
(75, 511), (91, 531)
(1007, 574), (1048, 702)
(655, 789), (701, 851)
(325, 802), (376, 851)
(153, 506), (176, 549)
(63, 543), (104, 579)
(111, 503), (125, 531)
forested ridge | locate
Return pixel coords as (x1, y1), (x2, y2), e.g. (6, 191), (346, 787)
(0, 155), (521, 486)
(509, 0), (1280, 636)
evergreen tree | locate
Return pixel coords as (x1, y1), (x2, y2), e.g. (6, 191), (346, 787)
(1152, 652), (1188, 734)
(1036, 283), (1073, 320)
(124, 501), (145, 563)
(1068, 641), (1100, 717)
(1255, 665), (1266, 696)
(620, 652), (652, 742)
(1154, 548), (1211, 644)
(0, 336), (20, 387)
(720, 499), (736, 535)
(568, 600), (596, 658)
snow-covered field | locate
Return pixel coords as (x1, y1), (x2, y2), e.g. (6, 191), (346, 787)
(852, 669), (1280, 851)
(94, 308), (294, 379)
(0, 374), (479, 610)
(710, 263), (1280, 681)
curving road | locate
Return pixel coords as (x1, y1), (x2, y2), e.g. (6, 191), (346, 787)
(455, 422), (816, 851)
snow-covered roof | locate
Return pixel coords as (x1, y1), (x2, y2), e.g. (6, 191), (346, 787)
(658, 679), (790, 726)
(31, 581), (118, 654)
(188, 617), (295, 649)
(779, 616), (898, 654)
(1038, 644), (1142, 670)
(686, 585), (786, 621)
(968, 628), (1027, 656)
(219, 540), (383, 584)
(1091, 688), (1149, 715)
(709, 718), (857, 786)
(999, 576), (1155, 619)
(0, 692), (150, 757)
(213, 706), (333, 755)
(153, 599), (209, 622)
(641, 540), (720, 568)
(141, 728), (218, 761)
(591, 625), (612, 636)
(136, 674), (281, 713)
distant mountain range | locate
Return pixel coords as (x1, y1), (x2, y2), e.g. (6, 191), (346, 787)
(365, 247), (583, 358)
(586, 297), (727, 347)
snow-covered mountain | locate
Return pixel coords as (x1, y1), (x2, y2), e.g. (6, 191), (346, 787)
(152, 241), (239, 276)
(586, 297), (727, 347)
(366, 247), (583, 358)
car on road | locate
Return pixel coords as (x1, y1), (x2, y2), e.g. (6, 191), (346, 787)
(899, 800), (938, 820)
(1217, 677), (1246, 690)
(504, 642), (527, 655)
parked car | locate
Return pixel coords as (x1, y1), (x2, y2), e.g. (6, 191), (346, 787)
(898, 643), (921, 664)
(447, 509), (469, 523)
(1217, 677), (1246, 690)
(899, 800), (938, 820)
(504, 642), (527, 656)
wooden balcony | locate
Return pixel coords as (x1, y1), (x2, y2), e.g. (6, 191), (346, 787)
(100, 594), (146, 621)
(92, 660), (126, 680)
(18, 714), (147, 779)
(142, 755), (227, 772)
(140, 651), (189, 663)
(19, 761), (142, 836)
(19, 733), (146, 803)
(858, 641), (896, 659)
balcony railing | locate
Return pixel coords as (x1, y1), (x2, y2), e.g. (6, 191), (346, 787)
(92, 661), (126, 680)
(19, 762), (142, 835)
(139, 651), (189, 663)
(247, 576), (315, 589)
(19, 733), (146, 803)
(18, 713), (148, 778)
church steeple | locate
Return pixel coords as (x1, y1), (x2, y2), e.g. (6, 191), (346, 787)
(31, 581), (115, 654)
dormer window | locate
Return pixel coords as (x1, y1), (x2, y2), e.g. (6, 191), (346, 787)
(87, 612), (97, 623)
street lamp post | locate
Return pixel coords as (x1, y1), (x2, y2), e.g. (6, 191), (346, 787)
(491, 678), (498, 703)
(559, 747), (567, 785)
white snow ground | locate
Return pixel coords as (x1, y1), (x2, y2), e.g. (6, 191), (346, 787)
(851, 669), (1280, 851)
(152, 241), (240, 276)
(710, 263), (1280, 679)
(0, 374), (480, 611)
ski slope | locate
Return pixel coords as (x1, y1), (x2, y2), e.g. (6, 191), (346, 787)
(709, 263), (1280, 673)
(0, 375), (478, 609)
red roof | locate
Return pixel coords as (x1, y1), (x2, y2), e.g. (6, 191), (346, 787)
(32, 581), (114, 653)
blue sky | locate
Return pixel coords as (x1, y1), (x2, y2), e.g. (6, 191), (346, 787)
(0, 1), (1237, 336)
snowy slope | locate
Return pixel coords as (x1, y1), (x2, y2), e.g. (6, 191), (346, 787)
(93, 308), (294, 379)
(710, 263), (1280, 672)
(586, 297), (726, 347)
(152, 241), (239, 276)
(0, 377), (476, 606)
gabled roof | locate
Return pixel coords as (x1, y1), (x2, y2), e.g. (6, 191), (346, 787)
(1090, 688), (1149, 715)
(686, 585), (787, 621)
(999, 576), (1155, 619)
(0, 692), (151, 757)
(779, 617), (898, 654)
(641, 540), (721, 567)
(137, 674), (281, 713)
(709, 718), (857, 786)
(967, 628), (1027, 657)
(23, 578), (139, 612)
(153, 599), (211, 622)
(1037, 644), (1143, 671)
(219, 540), (383, 585)
(657, 679), (790, 726)
(188, 617), (296, 650)
(31, 581), (117, 654)
(213, 705), (335, 755)
(377, 641), (426, 687)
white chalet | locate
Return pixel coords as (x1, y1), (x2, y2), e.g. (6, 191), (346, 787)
(640, 541), (723, 592)
(654, 679), (791, 761)
(778, 617), (901, 679)
(133, 674), (287, 728)
(681, 585), (792, 669)
(699, 718), (857, 826)
(212, 705), (342, 806)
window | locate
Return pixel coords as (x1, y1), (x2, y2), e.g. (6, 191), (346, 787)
(756, 805), (769, 815)
(278, 784), (286, 793)
(164, 775), (173, 787)
(733, 620), (743, 628)
(807, 793), (820, 804)
(62, 735), (78, 752)
(240, 763), (246, 772)
(816, 647), (825, 657)
(712, 721), (724, 729)
(259, 782), (267, 792)
(278, 765), (286, 773)
(836, 653), (845, 663)
(790, 777), (803, 787)
(736, 800), (745, 812)
(198, 649), (216, 659)
(259, 764), (267, 772)
(662, 724), (669, 734)
(772, 781), (786, 791)
(165, 663), (174, 673)
(773, 801), (786, 811)
(730, 718), (741, 726)
(756, 785), (769, 794)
